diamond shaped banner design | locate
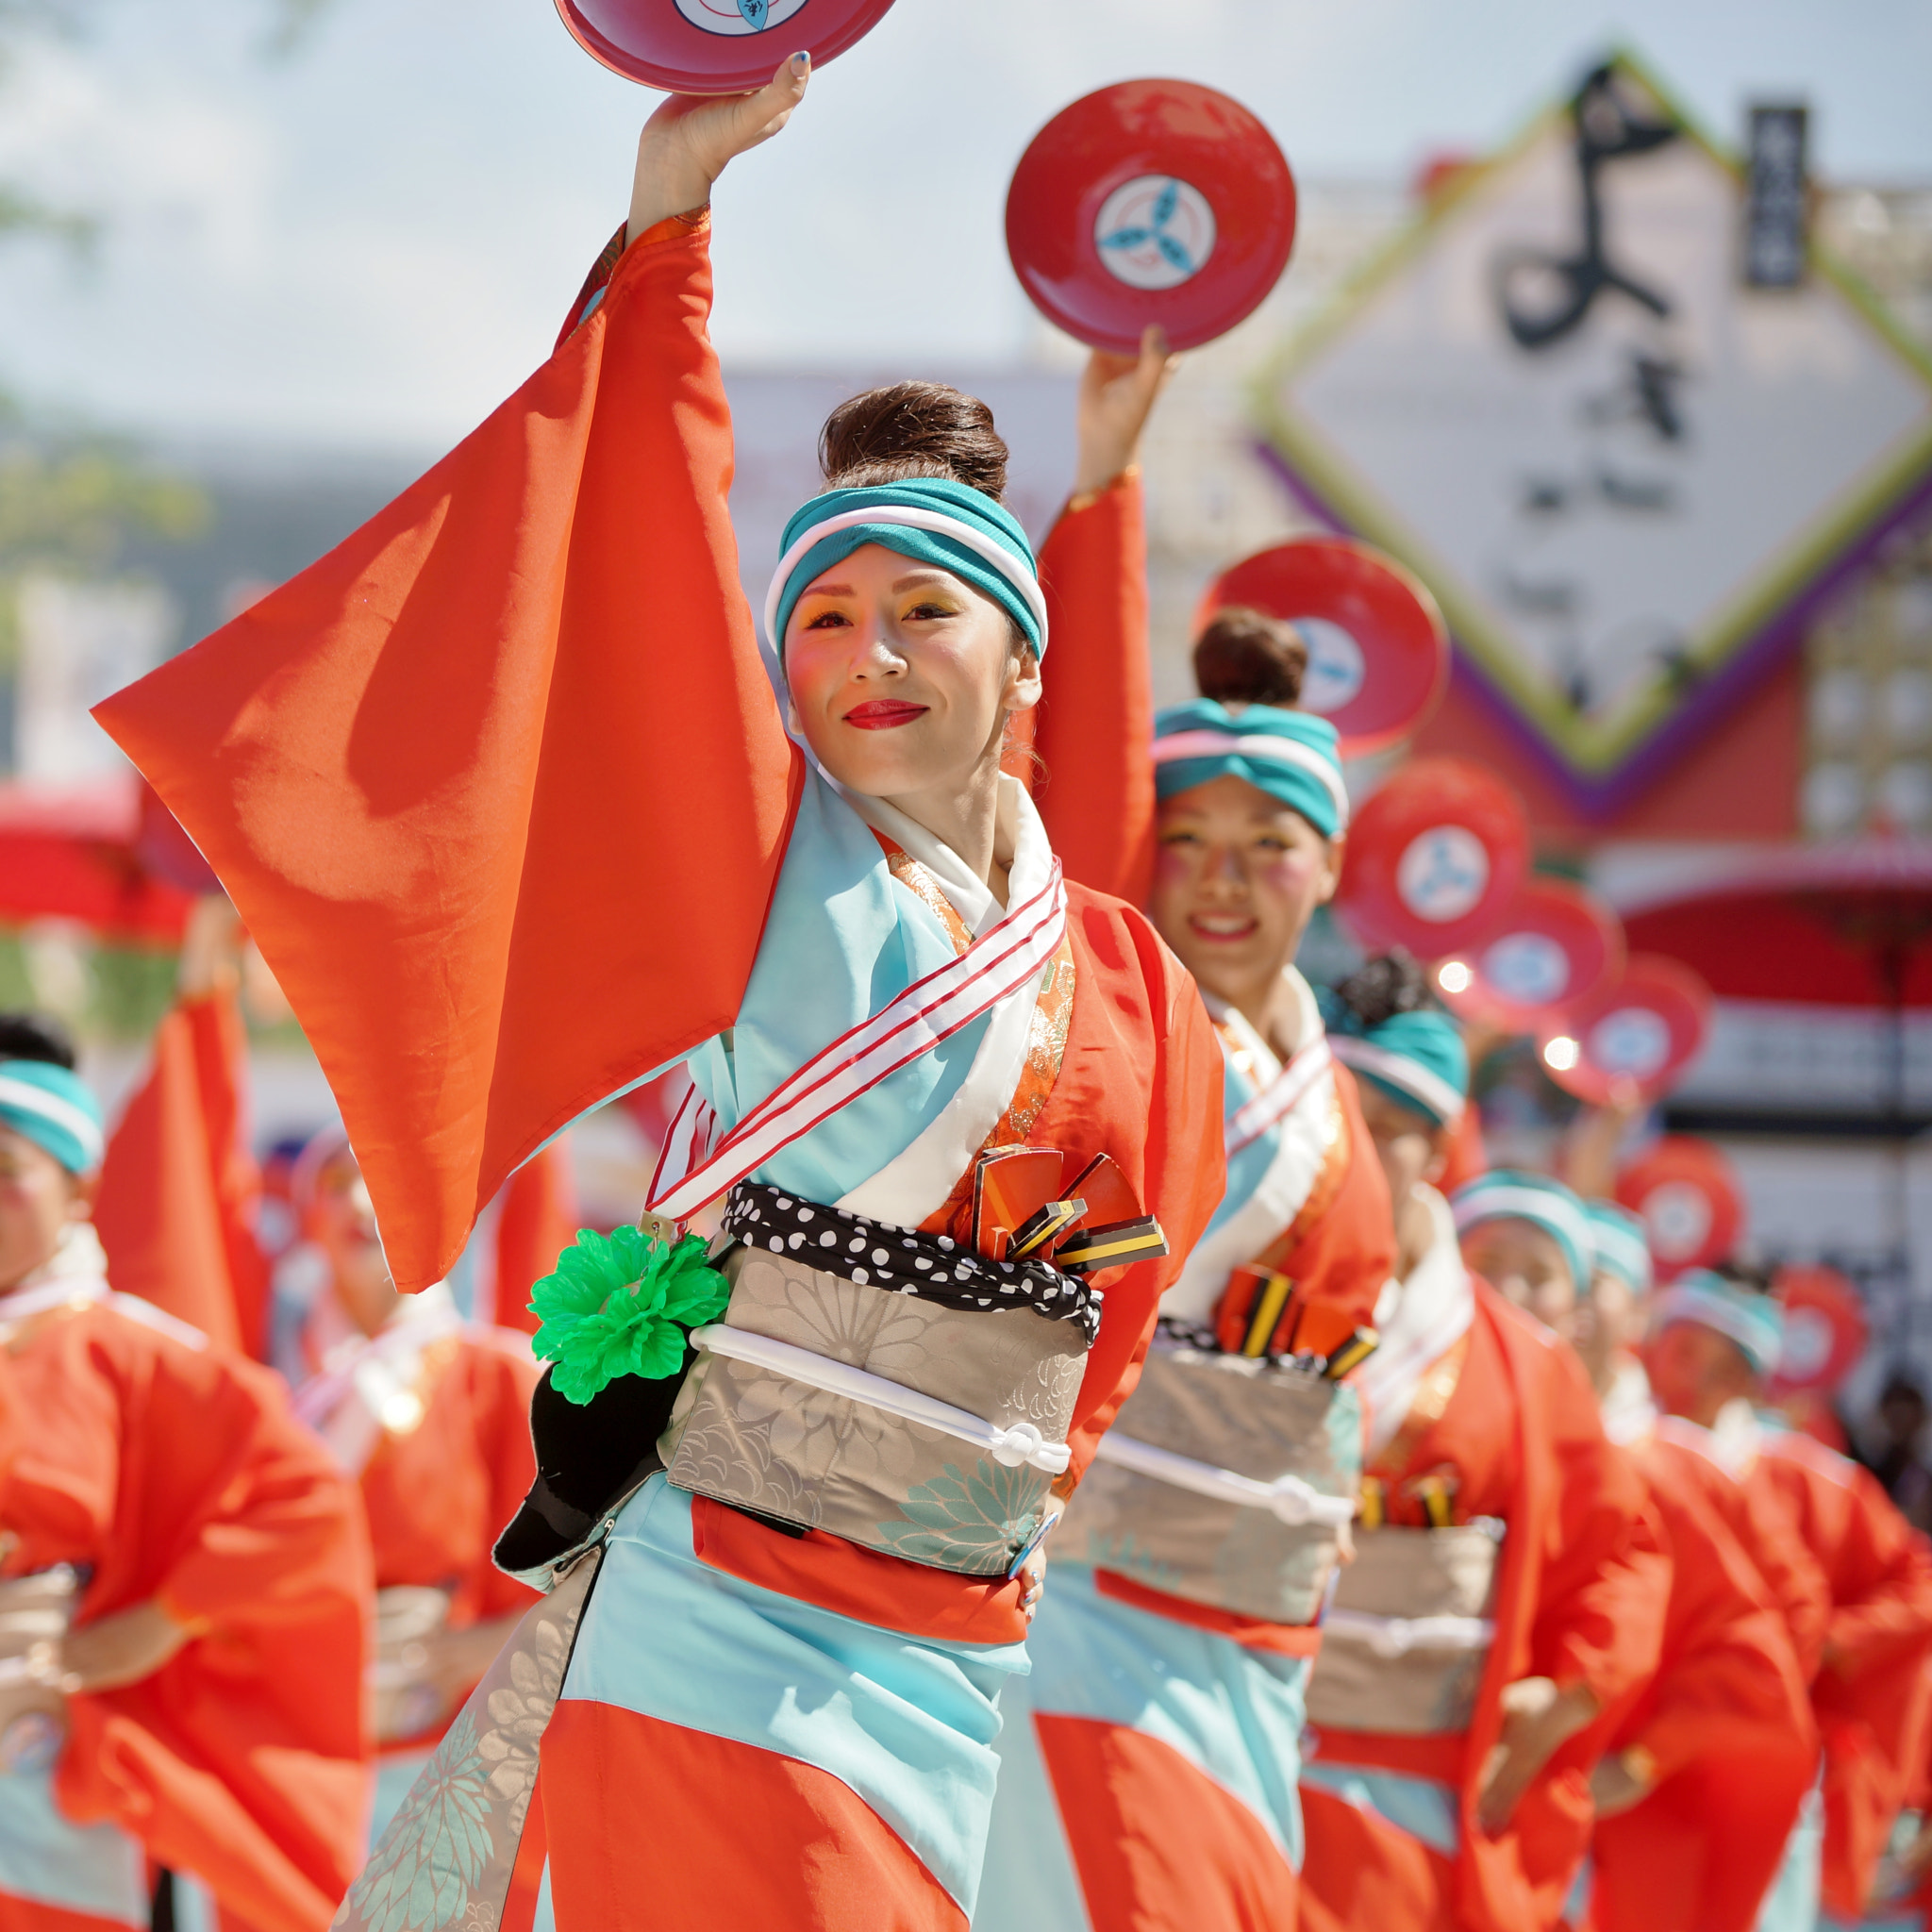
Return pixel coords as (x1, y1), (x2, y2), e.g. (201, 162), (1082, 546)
(1255, 55), (1932, 793)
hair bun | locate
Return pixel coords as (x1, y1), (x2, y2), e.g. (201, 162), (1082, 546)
(820, 382), (1009, 501)
(1332, 951), (1433, 1029)
(1192, 607), (1307, 708)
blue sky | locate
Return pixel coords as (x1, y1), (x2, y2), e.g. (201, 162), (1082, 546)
(0, 0), (1926, 445)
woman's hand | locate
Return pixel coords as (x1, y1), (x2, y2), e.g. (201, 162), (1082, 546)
(628, 53), (811, 242)
(1588, 1746), (1655, 1819)
(1072, 325), (1182, 498)
(1018, 1547), (1047, 1620)
(1474, 1675), (1599, 1835)
(59, 1601), (198, 1694)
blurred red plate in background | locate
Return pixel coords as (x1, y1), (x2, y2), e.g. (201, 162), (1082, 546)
(1334, 757), (1528, 958)
(1434, 877), (1624, 1033)
(1006, 80), (1296, 354)
(1540, 954), (1712, 1106)
(1195, 537), (1448, 757)
(1615, 1134), (1742, 1279)
(555, 0), (898, 92)
(1770, 1264), (1868, 1398)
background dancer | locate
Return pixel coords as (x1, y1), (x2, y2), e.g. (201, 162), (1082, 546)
(0, 1013), (372, 1932)
(1648, 1271), (1932, 1926)
(978, 357), (1392, 1930)
(1299, 1132), (1667, 1932)
(281, 1125), (541, 1842)
(98, 57), (1225, 1932)
(1566, 1222), (1818, 1932)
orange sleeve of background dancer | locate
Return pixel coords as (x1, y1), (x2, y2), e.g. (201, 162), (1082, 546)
(183, 985), (271, 1357)
(3, 1310), (372, 1932)
(1523, 1333), (1671, 1710)
(95, 220), (802, 1294)
(94, 992), (251, 1353)
(1624, 1448), (1816, 1785)
(1757, 1441), (1932, 1915)
(1821, 1465), (1932, 1674)
(1030, 476), (1156, 906)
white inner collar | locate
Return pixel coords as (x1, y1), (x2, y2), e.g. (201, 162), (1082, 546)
(837, 773), (1047, 937)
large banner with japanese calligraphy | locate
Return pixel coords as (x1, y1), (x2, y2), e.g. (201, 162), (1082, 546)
(1256, 55), (1932, 808)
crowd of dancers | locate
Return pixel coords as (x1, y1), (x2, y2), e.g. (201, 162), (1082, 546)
(3, 56), (1930, 1932)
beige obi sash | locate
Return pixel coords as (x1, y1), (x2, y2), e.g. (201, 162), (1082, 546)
(0, 1566), (78, 1774)
(1304, 1520), (1504, 1736)
(659, 1187), (1097, 1578)
(1052, 1332), (1358, 1625)
(372, 1586), (459, 1746)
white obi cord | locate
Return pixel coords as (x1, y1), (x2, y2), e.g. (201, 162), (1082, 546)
(1091, 1428), (1357, 1528)
(1321, 1608), (1497, 1657)
(689, 1324), (1073, 1475)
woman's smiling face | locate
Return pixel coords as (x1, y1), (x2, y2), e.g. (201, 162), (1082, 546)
(782, 542), (1038, 803)
(1148, 774), (1341, 1021)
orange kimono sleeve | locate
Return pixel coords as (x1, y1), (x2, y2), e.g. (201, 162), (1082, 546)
(94, 219), (802, 1293)
(1031, 475), (1156, 905)
(6, 1308), (371, 1932)
(1759, 1440), (1932, 1915)
(94, 986), (263, 1354)
(1624, 1448), (1816, 1785)
(1523, 1333), (1671, 1711)
(1822, 1467), (1932, 1673)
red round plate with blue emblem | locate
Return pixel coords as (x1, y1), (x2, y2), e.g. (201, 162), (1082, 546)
(1433, 876), (1624, 1034)
(1537, 953), (1712, 1106)
(1333, 758), (1530, 959)
(555, 0), (899, 93)
(1770, 1265), (1868, 1398)
(1006, 80), (1297, 354)
(1195, 538), (1448, 757)
(1615, 1134), (1742, 1280)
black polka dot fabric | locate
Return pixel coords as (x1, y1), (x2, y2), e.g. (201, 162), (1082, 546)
(720, 1183), (1101, 1349)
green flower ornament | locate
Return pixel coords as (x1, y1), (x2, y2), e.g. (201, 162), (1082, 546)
(528, 1224), (729, 1405)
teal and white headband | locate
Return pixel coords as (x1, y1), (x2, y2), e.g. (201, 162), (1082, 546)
(1151, 729), (1352, 831)
(765, 478), (1047, 658)
(1330, 1034), (1465, 1126)
(1586, 1200), (1654, 1294)
(1655, 1271), (1782, 1376)
(0, 1059), (106, 1174)
(1451, 1170), (1592, 1293)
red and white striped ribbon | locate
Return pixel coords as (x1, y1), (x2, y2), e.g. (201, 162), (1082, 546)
(647, 863), (1068, 1222)
(1224, 1036), (1334, 1159)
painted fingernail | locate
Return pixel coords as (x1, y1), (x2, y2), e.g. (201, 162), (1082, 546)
(791, 51), (809, 75)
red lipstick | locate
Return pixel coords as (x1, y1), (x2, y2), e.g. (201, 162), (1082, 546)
(843, 700), (928, 731)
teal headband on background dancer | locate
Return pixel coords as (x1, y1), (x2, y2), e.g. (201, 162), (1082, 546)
(1654, 1269), (1783, 1376)
(765, 479), (1049, 658)
(0, 1059), (105, 1174)
(1586, 1200), (1654, 1295)
(1451, 1169), (1592, 1295)
(1321, 996), (1469, 1128)
(1152, 701), (1349, 839)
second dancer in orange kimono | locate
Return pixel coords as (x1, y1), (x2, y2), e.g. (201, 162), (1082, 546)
(977, 342), (1393, 1931)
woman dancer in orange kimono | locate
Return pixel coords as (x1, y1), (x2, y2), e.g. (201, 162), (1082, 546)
(1298, 1074), (1666, 1932)
(1563, 1212), (1817, 1932)
(280, 1127), (541, 1841)
(0, 1015), (371, 1932)
(1647, 1271), (1932, 1926)
(98, 61), (1224, 1932)
(974, 340), (1398, 1926)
